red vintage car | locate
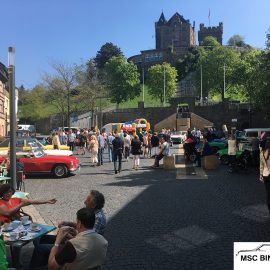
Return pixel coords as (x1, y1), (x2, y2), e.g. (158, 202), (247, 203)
(0, 143), (80, 178)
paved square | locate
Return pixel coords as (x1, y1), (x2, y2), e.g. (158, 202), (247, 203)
(22, 149), (270, 270)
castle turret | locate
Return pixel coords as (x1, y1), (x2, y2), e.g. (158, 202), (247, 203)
(198, 22), (223, 45)
(157, 12), (167, 26)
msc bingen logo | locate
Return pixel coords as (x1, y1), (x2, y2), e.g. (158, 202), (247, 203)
(234, 243), (270, 270)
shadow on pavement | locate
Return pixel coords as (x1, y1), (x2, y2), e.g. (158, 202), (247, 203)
(103, 167), (270, 270)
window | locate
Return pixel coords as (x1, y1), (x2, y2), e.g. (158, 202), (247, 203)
(0, 100), (3, 113)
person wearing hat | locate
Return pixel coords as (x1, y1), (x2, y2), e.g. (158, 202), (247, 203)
(0, 184), (56, 223)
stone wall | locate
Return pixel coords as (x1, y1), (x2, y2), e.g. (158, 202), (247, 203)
(35, 102), (267, 134)
(102, 103), (267, 132)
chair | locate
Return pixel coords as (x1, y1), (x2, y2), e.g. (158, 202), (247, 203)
(16, 171), (25, 192)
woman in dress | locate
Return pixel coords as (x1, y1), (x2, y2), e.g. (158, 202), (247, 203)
(89, 135), (98, 165)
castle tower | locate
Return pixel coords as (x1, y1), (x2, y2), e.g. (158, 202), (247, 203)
(198, 22), (223, 45)
(155, 12), (196, 55)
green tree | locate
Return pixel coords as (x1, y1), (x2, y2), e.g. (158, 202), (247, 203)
(94, 42), (123, 70)
(252, 34), (270, 117)
(201, 36), (221, 49)
(105, 56), (140, 106)
(146, 62), (178, 104)
(196, 45), (242, 101)
(175, 47), (201, 80)
(18, 85), (54, 121)
(227, 34), (246, 47)
(233, 49), (262, 102)
(266, 27), (270, 49)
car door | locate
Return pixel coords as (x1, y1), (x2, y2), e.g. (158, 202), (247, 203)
(19, 155), (51, 173)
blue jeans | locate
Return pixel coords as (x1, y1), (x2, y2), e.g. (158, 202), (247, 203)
(98, 148), (104, 164)
(30, 235), (56, 268)
(108, 146), (113, 162)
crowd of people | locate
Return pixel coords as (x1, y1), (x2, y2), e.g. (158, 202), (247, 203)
(48, 127), (172, 173)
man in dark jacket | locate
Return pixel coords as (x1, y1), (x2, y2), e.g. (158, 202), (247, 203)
(151, 132), (160, 157)
(112, 133), (124, 174)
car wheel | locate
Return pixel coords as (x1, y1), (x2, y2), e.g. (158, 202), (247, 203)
(220, 155), (229, 165)
(53, 164), (68, 178)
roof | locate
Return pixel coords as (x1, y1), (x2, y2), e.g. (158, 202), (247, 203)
(157, 12), (167, 26)
(167, 12), (189, 25)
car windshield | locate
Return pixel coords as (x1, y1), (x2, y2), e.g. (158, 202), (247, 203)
(28, 142), (46, 157)
(172, 131), (181, 135)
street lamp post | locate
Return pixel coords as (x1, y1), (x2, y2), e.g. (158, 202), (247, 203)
(200, 65), (203, 105)
(8, 47), (17, 189)
(223, 63), (226, 100)
(163, 66), (166, 107)
(142, 67), (145, 103)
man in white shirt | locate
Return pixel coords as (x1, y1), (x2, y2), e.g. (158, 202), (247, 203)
(152, 137), (169, 168)
(228, 135), (237, 171)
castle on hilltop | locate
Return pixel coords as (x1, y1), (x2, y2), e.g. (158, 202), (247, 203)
(128, 11), (224, 97)
(155, 12), (196, 55)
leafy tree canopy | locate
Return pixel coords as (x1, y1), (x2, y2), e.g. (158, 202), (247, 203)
(201, 36), (221, 49)
(19, 85), (55, 121)
(94, 42), (123, 70)
(227, 34), (246, 47)
(175, 47), (201, 80)
(266, 27), (270, 49)
(146, 62), (178, 103)
(105, 56), (140, 105)
(195, 45), (242, 101)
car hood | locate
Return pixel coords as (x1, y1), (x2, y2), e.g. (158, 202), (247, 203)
(35, 155), (79, 162)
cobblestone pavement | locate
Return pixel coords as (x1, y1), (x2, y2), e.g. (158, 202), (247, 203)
(21, 147), (270, 270)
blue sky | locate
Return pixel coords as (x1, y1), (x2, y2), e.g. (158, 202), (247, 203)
(0, 0), (269, 88)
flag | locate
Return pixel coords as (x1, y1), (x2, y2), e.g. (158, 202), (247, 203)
(208, 9), (210, 19)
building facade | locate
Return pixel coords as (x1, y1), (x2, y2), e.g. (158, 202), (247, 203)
(198, 23), (223, 45)
(155, 12), (196, 56)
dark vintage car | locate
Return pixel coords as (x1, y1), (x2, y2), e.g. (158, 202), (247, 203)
(0, 143), (80, 178)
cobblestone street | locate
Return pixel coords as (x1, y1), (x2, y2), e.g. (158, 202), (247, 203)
(23, 148), (270, 270)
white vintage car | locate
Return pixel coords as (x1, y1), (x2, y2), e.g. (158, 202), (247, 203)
(0, 138), (73, 156)
(170, 131), (187, 144)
